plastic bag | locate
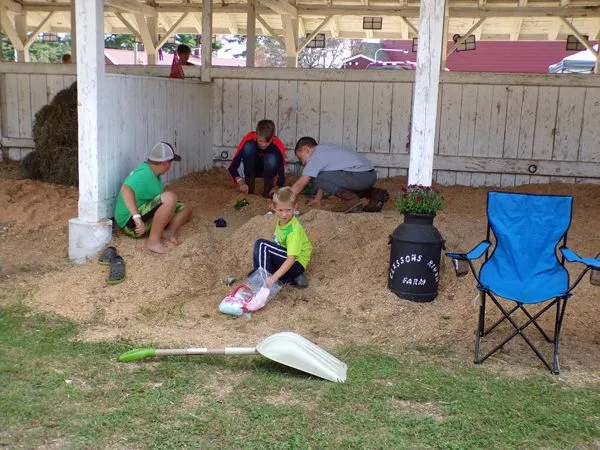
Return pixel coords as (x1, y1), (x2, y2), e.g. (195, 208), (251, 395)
(218, 268), (283, 316)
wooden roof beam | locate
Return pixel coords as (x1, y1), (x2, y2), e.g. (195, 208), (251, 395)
(256, 14), (284, 46)
(297, 14), (332, 53)
(226, 14), (239, 34)
(105, 0), (155, 17)
(25, 11), (55, 47)
(0, 0), (23, 14)
(511, 17), (523, 41)
(190, 12), (202, 33)
(156, 13), (188, 49)
(259, 0), (297, 18)
(561, 17), (598, 57)
(447, 17), (485, 56)
(115, 12), (142, 40)
(329, 15), (339, 38)
(0, 9), (23, 50)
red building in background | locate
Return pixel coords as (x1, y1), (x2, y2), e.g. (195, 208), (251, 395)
(347, 40), (594, 73)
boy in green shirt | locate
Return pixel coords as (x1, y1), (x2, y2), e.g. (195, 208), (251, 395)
(252, 187), (312, 288)
(114, 142), (192, 254)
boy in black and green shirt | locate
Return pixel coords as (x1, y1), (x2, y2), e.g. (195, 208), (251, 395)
(253, 187), (312, 288)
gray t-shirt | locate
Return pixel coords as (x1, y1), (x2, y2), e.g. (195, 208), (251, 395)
(302, 143), (373, 178)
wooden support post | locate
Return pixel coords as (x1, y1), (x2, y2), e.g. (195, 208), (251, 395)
(70, 0), (77, 63)
(282, 15), (297, 68)
(201, 0), (213, 82)
(247, 0), (256, 67)
(408, 0), (446, 187)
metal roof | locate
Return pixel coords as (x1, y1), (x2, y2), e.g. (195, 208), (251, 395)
(2, 0), (600, 41)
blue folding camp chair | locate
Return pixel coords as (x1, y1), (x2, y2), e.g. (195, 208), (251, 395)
(447, 191), (600, 374)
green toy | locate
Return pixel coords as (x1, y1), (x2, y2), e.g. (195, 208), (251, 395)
(234, 198), (249, 210)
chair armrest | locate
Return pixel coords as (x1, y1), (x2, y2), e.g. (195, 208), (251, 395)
(560, 247), (600, 270)
(446, 241), (491, 261)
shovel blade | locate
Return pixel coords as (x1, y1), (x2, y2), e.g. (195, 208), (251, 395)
(257, 332), (347, 382)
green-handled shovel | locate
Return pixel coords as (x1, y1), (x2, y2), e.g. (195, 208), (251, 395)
(118, 332), (347, 383)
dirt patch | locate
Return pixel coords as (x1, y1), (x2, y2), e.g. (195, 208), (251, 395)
(1, 163), (600, 383)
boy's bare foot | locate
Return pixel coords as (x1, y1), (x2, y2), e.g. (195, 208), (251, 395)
(163, 231), (180, 246)
(146, 240), (171, 254)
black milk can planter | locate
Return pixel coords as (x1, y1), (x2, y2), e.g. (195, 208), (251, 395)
(388, 213), (444, 302)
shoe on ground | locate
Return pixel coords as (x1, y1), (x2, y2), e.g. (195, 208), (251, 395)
(98, 246), (118, 265)
(107, 255), (126, 285)
(293, 273), (309, 288)
(364, 189), (390, 213)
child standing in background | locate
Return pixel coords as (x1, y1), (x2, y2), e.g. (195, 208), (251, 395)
(252, 187), (312, 288)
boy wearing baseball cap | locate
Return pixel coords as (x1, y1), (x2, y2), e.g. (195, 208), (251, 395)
(114, 142), (191, 254)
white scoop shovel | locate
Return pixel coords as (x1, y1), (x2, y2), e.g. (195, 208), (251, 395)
(118, 331), (347, 383)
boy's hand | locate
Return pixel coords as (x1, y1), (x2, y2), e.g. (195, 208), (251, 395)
(238, 182), (249, 194)
(133, 217), (145, 236)
(264, 275), (277, 288)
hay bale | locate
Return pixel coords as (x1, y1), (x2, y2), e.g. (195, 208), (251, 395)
(20, 150), (43, 180)
(24, 82), (79, 186)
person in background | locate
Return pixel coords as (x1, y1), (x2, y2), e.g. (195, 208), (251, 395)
(114, 142), (192, 254)
(176, 44), (194, 65)
(62, 54), (72, 64)
(251, 187), (311, 288)
(228, 119), (287, 198)
(292, 136), (389, 213)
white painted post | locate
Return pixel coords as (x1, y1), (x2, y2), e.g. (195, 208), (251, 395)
(408, 0), (446, 186)
(246, 0), (256, 68)
(201, 0), (213, 82)
(70, 0), (77, 63)
(68, 0), (112, 263)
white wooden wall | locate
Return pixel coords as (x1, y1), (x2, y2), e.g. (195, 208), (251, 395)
(103, 74), (212, 206)
(0, 64), (213, 206)
(0, 65), (76, 160)
(210, 68), (600, 186)
(2, 64), (600, 187)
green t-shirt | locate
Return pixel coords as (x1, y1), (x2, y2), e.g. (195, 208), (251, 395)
(274, 216), (313, 269)
(114, 162), (163, 228)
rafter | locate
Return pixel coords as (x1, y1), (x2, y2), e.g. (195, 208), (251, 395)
(297, 15), (332, 53)
(25, 11), (54, 47)
(510, 17), (523, 41)
(0, 9), (24, 50)
(190, 12), (202, 33)
(0, 0), (22, 14)
(259, 0), (297, 18)
(448, 17), (485, 56)
(561, 17), (598, 57)
(226, 14), (239, 34)
(115, 12), (141, 40)
(156, 13), (188, 49)
(329, 15), (339, 38)
(256, 14), (284, 46)
(105, 0), (155, 16)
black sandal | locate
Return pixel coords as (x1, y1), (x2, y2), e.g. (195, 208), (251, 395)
(107, 255), (126, 285)
(98, 246), (117, 265)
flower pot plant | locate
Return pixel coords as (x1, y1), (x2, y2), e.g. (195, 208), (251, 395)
(388, 184), (444, 302)
(395, 184), (444, 216)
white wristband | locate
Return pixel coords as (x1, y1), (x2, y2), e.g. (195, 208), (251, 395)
(133, 214), (141, 219)
(237, 177), (245, 184)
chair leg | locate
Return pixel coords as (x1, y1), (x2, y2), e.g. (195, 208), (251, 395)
(552, 298), (568, 375)
(474, 291), (486, 364)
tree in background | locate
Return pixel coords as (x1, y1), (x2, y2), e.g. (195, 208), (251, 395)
(104, 33), (136, 50)
(1, 32), (71, 63)
(254, 35), (353, 68)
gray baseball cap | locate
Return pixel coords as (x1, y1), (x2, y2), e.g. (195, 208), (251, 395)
(148, 142), (181, 162)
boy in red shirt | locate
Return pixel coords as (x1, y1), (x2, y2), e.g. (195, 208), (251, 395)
(228, 120), (286, 198)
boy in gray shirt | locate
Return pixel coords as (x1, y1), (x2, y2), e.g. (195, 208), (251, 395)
(291, 137), (389, 213)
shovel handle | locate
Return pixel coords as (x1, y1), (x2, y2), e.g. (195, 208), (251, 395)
(118, 347), (258, 362)
(156, 347), (258, 356)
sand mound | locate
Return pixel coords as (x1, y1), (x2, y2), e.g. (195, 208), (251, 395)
(1, 166), (599, 378)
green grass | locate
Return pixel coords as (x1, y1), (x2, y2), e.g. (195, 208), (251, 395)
(1, 304), (599, 449)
